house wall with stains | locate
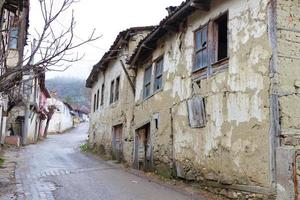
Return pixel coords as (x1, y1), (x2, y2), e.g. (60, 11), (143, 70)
(275, 0), (300, 198)
(88, 33), (149, 163)
(134, 0), (274, 192)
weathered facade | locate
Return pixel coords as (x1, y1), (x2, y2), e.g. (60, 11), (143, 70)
(87, 0), (300, 198)
(0, 0), (30, 145)
(47, 97), (74, 134)
(86, 27), (154, 162)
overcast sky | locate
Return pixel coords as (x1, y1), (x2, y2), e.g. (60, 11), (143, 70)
(28, 0), (184, 80)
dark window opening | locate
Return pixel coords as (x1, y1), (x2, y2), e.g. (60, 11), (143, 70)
(143, 65), (152, 99)
(100, 84), (104, 106)
(96, 89), (99, 110)
(154, 58), (163, 91)
(216, 14), (228, 61)
(115, 76), (120, 101)
(93, 94), (97, 112)
(110, 80), (115, 104)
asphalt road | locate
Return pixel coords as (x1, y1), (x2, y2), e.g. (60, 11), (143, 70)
(14, 123), (209, 200)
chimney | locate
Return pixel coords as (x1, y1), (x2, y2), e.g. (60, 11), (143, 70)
(166, 6), (177, 15)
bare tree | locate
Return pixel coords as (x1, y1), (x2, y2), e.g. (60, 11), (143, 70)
(43, 104), (56, 138)
(0, 0), (101, 93)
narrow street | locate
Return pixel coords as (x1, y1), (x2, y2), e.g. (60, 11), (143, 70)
(12, 123), (213, 200)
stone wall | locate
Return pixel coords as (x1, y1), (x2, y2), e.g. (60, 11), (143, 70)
(276, 0), (300, 199)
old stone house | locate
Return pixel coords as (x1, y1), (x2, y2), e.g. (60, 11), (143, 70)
(87, 0), (300, 199)
(86, 26), (154, 162)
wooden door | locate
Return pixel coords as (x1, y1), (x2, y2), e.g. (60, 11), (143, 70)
(112, 125), (123, 162)
(135, 124), (152, 171)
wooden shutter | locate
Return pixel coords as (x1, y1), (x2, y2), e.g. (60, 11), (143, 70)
(187, 95), (206, 128)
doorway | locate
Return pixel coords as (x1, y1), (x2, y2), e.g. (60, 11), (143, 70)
(134, 123), (152, 171)
(112, 124), (123, 162)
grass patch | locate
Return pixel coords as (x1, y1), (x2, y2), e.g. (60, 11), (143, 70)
(80, 143), (89, 152)
(0, 158), (5, 167)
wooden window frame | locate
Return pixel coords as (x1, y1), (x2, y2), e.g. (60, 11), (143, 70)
(110, 80), (115, 104)
(193, 26), (208, 73)
(143, 56), (164, 100)
(143, 65), (153, 99)
(154, 58), (164, 92)
(115, 76), (120, 102)
(192, 11), (229, 79)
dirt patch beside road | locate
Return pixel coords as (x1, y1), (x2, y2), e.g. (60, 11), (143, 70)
(0, 146), (19, 200)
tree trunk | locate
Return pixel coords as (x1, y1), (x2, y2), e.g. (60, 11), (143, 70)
(43, 114), (53, 138)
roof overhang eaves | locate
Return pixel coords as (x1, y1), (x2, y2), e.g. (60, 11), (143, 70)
(128, 0), (211, 66)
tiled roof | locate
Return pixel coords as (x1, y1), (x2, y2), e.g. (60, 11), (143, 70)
(85, 26), (155, 88)
(127, 0), (211, 66)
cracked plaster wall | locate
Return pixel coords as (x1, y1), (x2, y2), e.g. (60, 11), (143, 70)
(134, 0), (273, 189)
(88, 33), (148, 163)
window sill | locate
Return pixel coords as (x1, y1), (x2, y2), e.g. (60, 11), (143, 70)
(142, 88), (163, 102)
(192, 66), (208, 80)
(211, 57), (229, 73)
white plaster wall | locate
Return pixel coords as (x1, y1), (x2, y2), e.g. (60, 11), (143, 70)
(47, 98), (73, 133)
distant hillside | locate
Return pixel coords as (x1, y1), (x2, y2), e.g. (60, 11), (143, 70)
(46, 77), (91, 111)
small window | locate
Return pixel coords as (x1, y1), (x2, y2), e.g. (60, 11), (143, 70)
(100, 84), (104, 106)
(115, 76), (120, 101)
(93, 94), (97, 112)
(8, 27), (18, 49)
(154, 58), (163, 92)
(194, 26), (208, 71)
(96, 89), (100, 109)
(110, 80), (115, 104)
(215, 13), (228, 61)
(143, 65), (152, 99)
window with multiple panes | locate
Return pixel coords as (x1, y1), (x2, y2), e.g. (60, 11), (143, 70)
(193, 12), (228, 75)
(110, 80), (115, 104)
(194, 27), (207, 71)
(154, 58), (163, 92)
(143, 65), (152, 98)
(143, 58), (164, 99)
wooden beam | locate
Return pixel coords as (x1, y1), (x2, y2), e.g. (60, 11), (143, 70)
(163, 24), (179, 32)
(190, 0), (211, 11)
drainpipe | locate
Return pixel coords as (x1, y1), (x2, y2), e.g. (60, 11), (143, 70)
(267, 0), (280, 188)
(169, 107), (176, 176)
